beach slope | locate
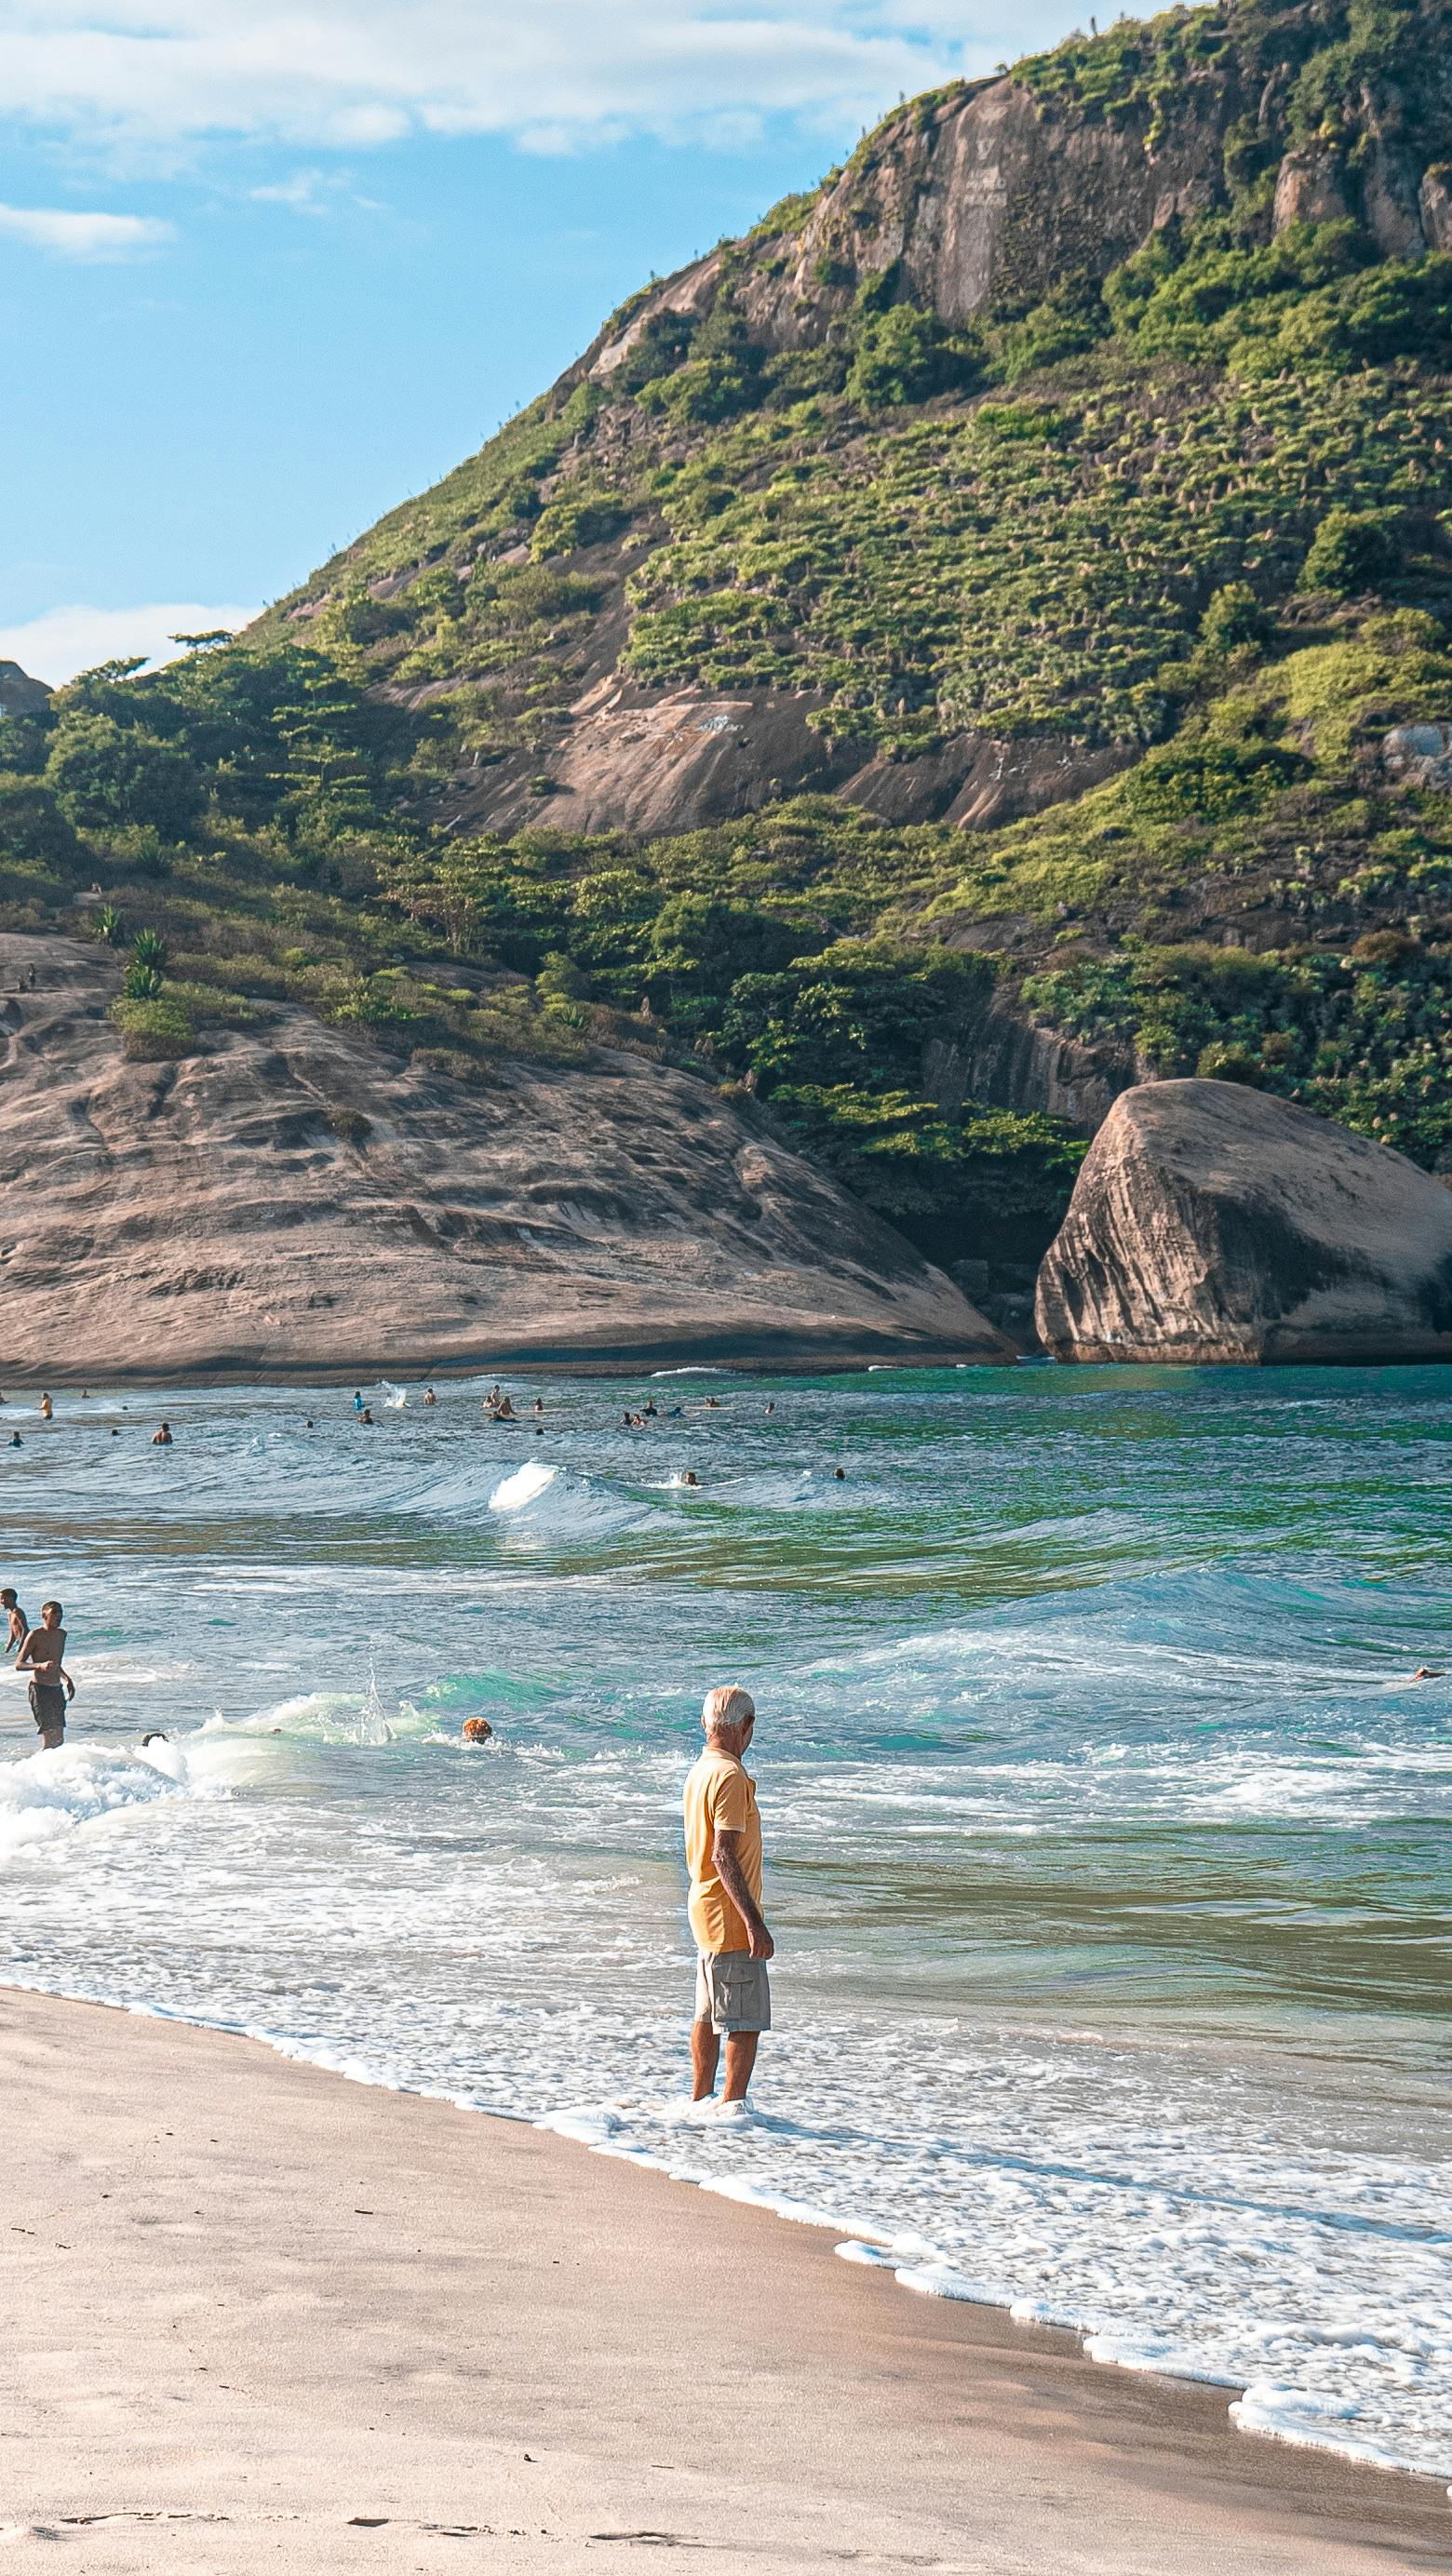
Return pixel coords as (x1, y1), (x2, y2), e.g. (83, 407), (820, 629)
(1, 1989), (1445, 2573)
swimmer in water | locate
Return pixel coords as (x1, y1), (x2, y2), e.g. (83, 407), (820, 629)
(2, 1588), (29, 1656)
(353, 1390), (365, 1415)
(763, 1402), (775, 1415)
(424, 1386), (437, 1407)
(495, 1394), (518, 1421)
(833, 1467), (846, 1481)
(152, 1423), (172, 1446)
(16, 1600), (74, 1749)
(682, 1470), (699, 1487)
(360, 1407), (375, 1425)
(7, 1433), (20, 1449)
(532, 1397), (544, 1415)
(482, 1383), (502, 1415)
(39, 1394), (53, 1421)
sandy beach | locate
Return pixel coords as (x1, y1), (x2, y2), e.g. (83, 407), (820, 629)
(1, 1988), (1445, 2575)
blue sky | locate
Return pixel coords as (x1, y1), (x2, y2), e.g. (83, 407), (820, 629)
(1, 0), (1087, 682)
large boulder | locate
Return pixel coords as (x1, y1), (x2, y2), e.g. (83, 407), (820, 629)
(0, 934), (1010, 1383)
(1035, 1080), (1452, 1366)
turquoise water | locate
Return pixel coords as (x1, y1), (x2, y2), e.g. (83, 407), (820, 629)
(1, 1365), (1449, 2483)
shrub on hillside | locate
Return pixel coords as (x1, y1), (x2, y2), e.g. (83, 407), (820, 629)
(1199, 584), (1275, 656)
(111, 994), (196, 1061)
(1298, 506), (1401, 596)
(46, 713), (203, 838)
(848, 304), (980, 408)
(0, 774), (85, 870)
(530, 488), (631, 561)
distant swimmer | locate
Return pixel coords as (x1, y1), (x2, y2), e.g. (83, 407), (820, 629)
(833, 1467), (846, 1481)
(683, 1470), (699, 1487)
(151, 1423), (173, 1446)
(532, 1397), (544, 1415)
(483, 1383), (502, 1415)
(495, 1394), (518, 1421)
(353, 1390), (365, 1415)
(424, 1387), (438, 1407)
(16, 1601), (74, 1749)
(705, 1396), (722, 1409)
(643, 1401), (658, 1418)
(305, 1418), (315, 1429)
(7, 1433), (20, 1449)
(2, 1589), (29, 1655)
(461, 1717), (493, 1746)
(763, 1402), (775, 1415)
(360, 1407), (375, 1425)
(39, 1394), (53, 1421)
(1411, 1666), (1445, 1680)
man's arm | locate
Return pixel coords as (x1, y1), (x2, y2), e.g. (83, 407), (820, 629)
(712, 1828), (773, 1962)
(60, 1665), (74, 1701)
(14, 1630), (37, 1672)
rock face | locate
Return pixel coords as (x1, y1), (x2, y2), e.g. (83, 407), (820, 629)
(0, 938), (1009, 1384)
(0, 661), (50, 720)
(588, 11), (1452, 374)
(1383, 721), (1452, 793)
(1035, 1079), (1452, 1365)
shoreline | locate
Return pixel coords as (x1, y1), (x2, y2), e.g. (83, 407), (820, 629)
(0, 1341), (1005, 1389)
(1, 1983), (1446, 2573)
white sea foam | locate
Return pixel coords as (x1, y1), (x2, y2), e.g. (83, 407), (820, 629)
(0, 1734), (235, 1858)
(488, 1462), (558, 1514)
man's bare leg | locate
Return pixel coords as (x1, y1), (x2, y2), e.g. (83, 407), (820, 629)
(722, 2033), (759, 2103)
(691, 2017), (719, 2101)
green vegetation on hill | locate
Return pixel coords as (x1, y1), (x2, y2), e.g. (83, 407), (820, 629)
(5, 0), (1452, 1273)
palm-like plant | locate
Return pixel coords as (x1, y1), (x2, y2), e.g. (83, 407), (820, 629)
(131, 927), (169, 972)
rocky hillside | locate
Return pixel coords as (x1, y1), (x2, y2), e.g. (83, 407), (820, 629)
(0, 936), (1001, 1381)
(3, 0), (1451, 1328)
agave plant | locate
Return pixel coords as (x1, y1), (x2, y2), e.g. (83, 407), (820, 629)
(92, 904), (123, 946)
(131, 926), (169, 972)
(124, 962), (165, 1000)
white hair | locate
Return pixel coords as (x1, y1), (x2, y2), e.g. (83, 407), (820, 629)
(702, 1684), (756, 1737)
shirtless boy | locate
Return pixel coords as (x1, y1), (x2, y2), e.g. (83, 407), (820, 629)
(16, 1600), (74, 1749)
(2, 1588), (28, 1656)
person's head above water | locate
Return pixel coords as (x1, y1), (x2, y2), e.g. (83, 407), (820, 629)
(702, 1683), (755, 1754)
(39, 1599), (62, 1626)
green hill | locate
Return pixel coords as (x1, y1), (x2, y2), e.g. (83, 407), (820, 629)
(5, 0), (1452, 1286)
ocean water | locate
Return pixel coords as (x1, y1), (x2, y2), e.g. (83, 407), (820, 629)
(1, 1366), (1449, 2489)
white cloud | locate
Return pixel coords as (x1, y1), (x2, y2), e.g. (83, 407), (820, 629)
(0, 2), (979, 152)
(0, 202), (172, 258)
(0, 603), (261, 688)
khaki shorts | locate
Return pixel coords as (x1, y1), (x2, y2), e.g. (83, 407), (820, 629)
(694, 1952), (771, 2034)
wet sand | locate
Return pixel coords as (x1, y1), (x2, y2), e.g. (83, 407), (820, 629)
(1, 1987), (1446, 2573)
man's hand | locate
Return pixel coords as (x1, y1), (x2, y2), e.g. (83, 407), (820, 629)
(714, 1827), (774, 1964)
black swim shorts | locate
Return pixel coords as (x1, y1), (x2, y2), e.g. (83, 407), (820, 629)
(28, 1682), (66, 1747)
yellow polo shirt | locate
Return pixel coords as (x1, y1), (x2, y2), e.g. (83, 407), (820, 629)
(683, 1746), (762, 1955)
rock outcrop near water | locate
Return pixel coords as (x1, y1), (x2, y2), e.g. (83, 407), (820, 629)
(0, 937), (1007, 1383)
(1035, 1080), (1452, 1365)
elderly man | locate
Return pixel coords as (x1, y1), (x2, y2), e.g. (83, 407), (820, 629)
(683, 1684), (774, 2108)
